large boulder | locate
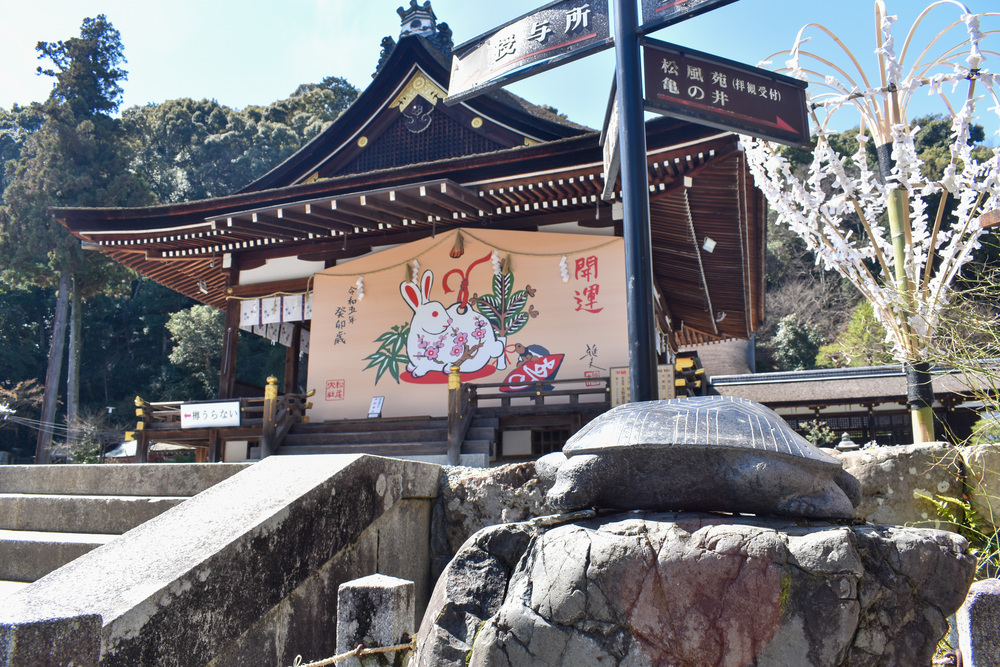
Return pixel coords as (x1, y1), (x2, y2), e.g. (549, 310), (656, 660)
(432, 463), (549, 567)
(412, 523), (537, 666)
(960, 444), (1000, 524)
(415, 512), (975, 667)
(834, 443), (964, 527)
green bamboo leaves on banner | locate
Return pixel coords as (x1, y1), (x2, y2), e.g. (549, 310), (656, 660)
(363, 322), (410, 385)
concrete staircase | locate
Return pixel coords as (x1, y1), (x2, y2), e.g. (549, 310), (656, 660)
(0, 463), (250, 598)
(277, 415), (499, 464)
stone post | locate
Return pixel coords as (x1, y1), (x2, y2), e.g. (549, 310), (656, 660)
(958, 578), (1000, 667)
(337, 574), (414, 666)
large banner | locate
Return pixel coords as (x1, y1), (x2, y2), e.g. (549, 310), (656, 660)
(307, 228), (627, 419)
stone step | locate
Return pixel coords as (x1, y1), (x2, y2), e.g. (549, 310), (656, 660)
(0, 580), (30, 601)
(0, 463), (251, 497)
(0, 493), (188, 535)
(275, 442), (449, 457)
(276, 439), (490, 457)
(0, 529), (117, 582)
(283, 427), (448, 447)
(465, 426), (497, 441)
(291, 417), (447, 434)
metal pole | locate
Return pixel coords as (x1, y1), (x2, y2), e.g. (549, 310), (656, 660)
(613, 0), (657, 402)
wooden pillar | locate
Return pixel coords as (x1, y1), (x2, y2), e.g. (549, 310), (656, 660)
(207, 428), (221, 463)
(284, 323), (302, 395)
(261, 376), (279, 458)
(219, 298), (240, 400)
(447, 365), (464, 466)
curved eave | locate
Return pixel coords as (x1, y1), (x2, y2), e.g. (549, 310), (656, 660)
(57, 119), (765, 335)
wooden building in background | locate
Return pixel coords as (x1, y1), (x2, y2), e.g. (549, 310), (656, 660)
(57, 3), (767, 463)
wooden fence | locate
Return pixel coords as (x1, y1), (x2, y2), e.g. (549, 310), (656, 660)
(132, 377), (312, 462)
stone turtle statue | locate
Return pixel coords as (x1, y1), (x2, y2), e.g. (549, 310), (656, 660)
(545, 396), (862, 519)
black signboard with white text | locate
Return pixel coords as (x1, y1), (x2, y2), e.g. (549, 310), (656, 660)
(639, 0), (740, 35)
(642, 37), (810, 147)
(445, 0), (612, 105)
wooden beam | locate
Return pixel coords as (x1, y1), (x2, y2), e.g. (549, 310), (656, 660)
(297, 245), (373, 263)
(308, 201), (381, 231)
(359, 193), (430, 223)
(338, 198), (400, 227)
(225, 216), (301, 242)
(420, 182), (482, 217)
(284, 323), (302, 394)
(275, 208), (342, 236)
(228, 278), (311, 298)
(390, 190), (457, 220)
(218, 298), (241, 400)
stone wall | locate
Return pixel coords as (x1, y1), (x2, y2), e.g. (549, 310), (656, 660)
(0, 455), (439, 667)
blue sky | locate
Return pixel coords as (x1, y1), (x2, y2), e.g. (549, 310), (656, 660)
(1, 0), (997, 132)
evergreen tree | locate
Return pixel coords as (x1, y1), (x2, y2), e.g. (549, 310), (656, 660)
(0, 15), (151, 462)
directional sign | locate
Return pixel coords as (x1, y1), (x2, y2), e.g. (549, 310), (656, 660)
(639, 0), (740, 35)
(600, 77), (620, 201)
(180, 401), (241, 429)
(642, 37), (810, 147)
(445, 0), (612, 105)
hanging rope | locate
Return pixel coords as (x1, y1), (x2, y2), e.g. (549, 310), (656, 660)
(287, 634), (417, 667)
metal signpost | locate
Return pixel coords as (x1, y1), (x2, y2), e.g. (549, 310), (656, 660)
(447, 0), (808, 402)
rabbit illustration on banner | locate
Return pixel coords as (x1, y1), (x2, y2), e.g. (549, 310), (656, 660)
(399, 269), (506, 378)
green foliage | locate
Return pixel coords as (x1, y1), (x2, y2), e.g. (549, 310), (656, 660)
(0, 379), (44, 457)
(475, 271), (533, 337)
(802, 419), (838, 447)
(969, 416), (1000, 446)
(364, 323), (410, 385)
(0, 104), (44, 195)
(916, 491), (1000, 579)
(165, 304), (224, 399)
(122, 76), (358, 202)
(1, 15), (151, 284)
(764, 314), (824, 371)
(816, 301), (895, 368)
(35, 15), (127, 117)
(0, 284), (50, 383)
(68, 410), (120, 463)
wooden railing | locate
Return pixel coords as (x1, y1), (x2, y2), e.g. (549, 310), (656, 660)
(447, 371), (612, 463)
(466, 375), (612, 409)
(132, 377), (313, 462)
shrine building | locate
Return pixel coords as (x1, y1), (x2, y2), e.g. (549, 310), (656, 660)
(56, 2), (767, 463)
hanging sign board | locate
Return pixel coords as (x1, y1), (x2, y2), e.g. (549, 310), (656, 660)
(642, 37), (810, 148)
(180, 401), (241, 429)
(609, 365), (675, 406)
(445, 0), (613, 105)
(599, 77), (620, 201)
(639, 0), (741, 35)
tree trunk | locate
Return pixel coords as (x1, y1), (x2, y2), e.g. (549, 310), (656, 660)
(66, 273), (82, 449)
(35, 269), (71, 464)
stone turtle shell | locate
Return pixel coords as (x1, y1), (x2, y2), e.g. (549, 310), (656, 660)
(564, 396), (841, 469)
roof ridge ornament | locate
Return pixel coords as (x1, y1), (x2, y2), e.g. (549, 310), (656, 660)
(375, 1), (453, 77)
(398, 1), (437, 37)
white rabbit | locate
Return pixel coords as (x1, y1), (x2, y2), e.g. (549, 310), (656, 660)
(399, 270), (507, 378)
(400, 270), (454, 378)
